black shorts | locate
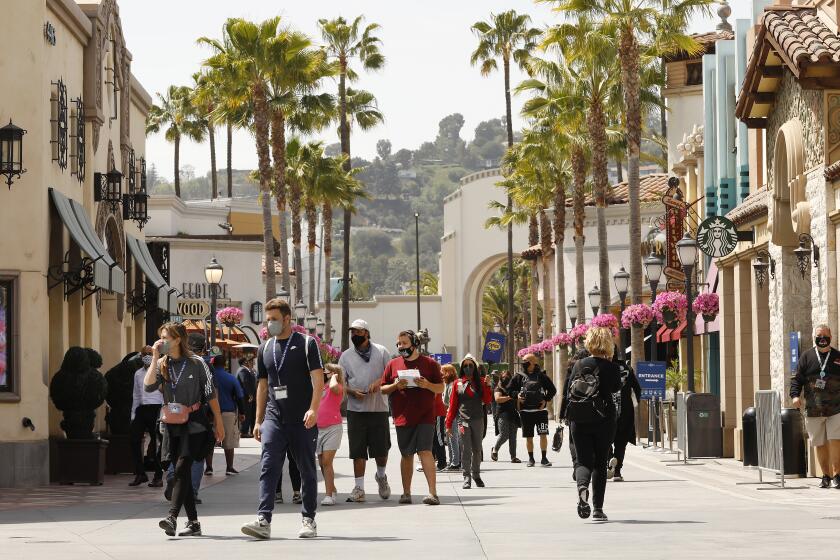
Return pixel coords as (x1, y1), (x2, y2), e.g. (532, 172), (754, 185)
(520, 410), (550, 438)
(395, 424), (434, 456)
(347, 411), (392, 460)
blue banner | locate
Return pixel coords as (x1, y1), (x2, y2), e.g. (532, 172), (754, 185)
(637, 361), (667, 400)
(482, 332), (506, 363)
(431, 353), (452, 365)
(789, 332), (800, 375)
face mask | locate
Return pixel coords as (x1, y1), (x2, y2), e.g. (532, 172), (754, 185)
(267, 320), (283, 337)
(351, 334), (367, 348)
(462, 365), (474, 376)
(816, 336), (831, 348)
(398, 347), (413, 359)
(159, 340), (171, 355)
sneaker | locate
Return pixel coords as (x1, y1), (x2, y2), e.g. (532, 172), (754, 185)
(463, 477), (472, 489)
(346, 486), (365, 503)
(422, 495), (440, 506)
(375, 474), (391, 500)
(226, 467), (239, 476)
(129, 473), (149, 487)
(399, 494), (412, 504)
(178, 520), (202, 536)
(592, 509), (608, 521)
(473, 475), (485, 488)
(613, 468), (624, 482)
(607, 457), (618, 479)
(819, 475), (832, 489)
(490, 449), (498, 462)
(321, 494), (337, 506)
(436, 464), (446, 472)
(298, 517), (317, 538)
(292, 491), (302, 505)
(415, 465), (424, 472)
(577, 487), (591, 519)
(275, 492), (284, 503)
(204, 468), (213, 476)
(164, 480), (174, 501)
(511, 457), (521, 464)
(833, 475), (840, 489)
(541, 458), (552, 467)
(444, 464), (461, 471)
(194, 497), (203, 505)
(526, 458), (535, 468)
(148, 475), (164, 488)
(241, 516), (271, 540)
(158, 515), (177, 537)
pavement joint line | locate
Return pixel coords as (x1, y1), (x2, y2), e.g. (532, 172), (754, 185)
(448, 475), (489, 559)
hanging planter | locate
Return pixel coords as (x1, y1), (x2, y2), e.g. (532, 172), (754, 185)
(653, 291), (687, 329)
(570, 323), (590, 346)
(661, 309), (679, 329)
(216, 306), (243, 327)
(621, 304), (654, 330)
(693, 292), (719, 323)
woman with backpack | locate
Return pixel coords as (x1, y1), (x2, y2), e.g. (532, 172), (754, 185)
(445, 354), (492, 488)
(490, 368), (522, 463)
(564, 327), (622, 521)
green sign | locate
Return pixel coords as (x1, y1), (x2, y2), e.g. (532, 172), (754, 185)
(696, 215), (738, 258)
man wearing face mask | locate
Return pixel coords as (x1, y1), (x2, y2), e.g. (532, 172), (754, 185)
(338, 319), (393, 503)
(508, 354), (557, 467)
(381, 330), (444, 505)
(241, 299), (324, 540)
(445, 354), (492, 488)
(791, 324), (840, 489)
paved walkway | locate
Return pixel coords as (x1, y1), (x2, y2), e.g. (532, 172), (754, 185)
(1, 421), (837, 559)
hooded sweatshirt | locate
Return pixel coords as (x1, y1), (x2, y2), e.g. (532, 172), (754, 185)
(445, 354), (492, 429)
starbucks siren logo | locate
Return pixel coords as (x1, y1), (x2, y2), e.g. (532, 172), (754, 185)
(696, 216), (738, 258)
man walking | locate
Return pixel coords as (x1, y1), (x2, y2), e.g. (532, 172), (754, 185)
(241, 299), (324, 539)
(129, 350), (164, 487)
(792, 324), (840, 488)
(509, 354), (557, 467)
(206, 354), (246, 475)
(338, 319), (392, 503)
(237, 356), (258, 437)
(381, 330), (444, 505)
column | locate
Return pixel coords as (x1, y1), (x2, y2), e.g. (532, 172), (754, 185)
(717, 264), (737, 457)
(751, 254), (771, 393)
(733, 260), (754, 461)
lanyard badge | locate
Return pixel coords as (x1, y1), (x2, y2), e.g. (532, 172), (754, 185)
(816, 350), (830, 390)
(269, 333), (296, 401)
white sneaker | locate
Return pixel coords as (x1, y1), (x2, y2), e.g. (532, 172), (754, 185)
(607, 457), (618, 479)
(321, 494), (337, 506)
(298, 517), (317, 538)
(241, 516), (271, 539)
(375, 474), (391, 500)
(346, 486), (365, 503)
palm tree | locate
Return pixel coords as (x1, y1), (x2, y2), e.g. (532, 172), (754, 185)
(191, 72), (220, 199)
(471, 9), (541, 365)
(550, 0), (712, 366)
(318, 15), (385, 350)
(146, 85), (205, 198)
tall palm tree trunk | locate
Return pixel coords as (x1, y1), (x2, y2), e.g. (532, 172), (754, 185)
(226, 123), (233, 198)
(339, 66), (351, 350)
(616, 157), (623, 183)
(271, 110), (291, 293)
(620, 28), (644, 370)
(553, 182), (568, 416)
(528, 213), (539, 344)
(572, 148), (586, 324)
(209, 124), (218, 199)
(306, 201), (318, 312)
(539, 209), (553, 340)
(588, 101), (611, 314)
(504, 55), (515, 366)
(290, 180), (304, 306)
(323, 204), (334, 343)
(253, 81), (276, 301)
(174, 135), (181, 198)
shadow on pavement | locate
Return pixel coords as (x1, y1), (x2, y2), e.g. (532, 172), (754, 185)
(605, 520), (706, 525)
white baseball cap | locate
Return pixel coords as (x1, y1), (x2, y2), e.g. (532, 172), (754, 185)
(349, 319), (369, 332)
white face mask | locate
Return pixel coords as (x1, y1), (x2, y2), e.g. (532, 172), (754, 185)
(267, 320), (283, 337)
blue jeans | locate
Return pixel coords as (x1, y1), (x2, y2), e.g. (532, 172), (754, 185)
(167, 458), (203, 496)
(258, 414), (318, 522)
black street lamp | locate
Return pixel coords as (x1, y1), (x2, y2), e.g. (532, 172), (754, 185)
(316, 318), (325, 338)
(644, 252), (665, 361)
(588, 285), (601, 317)
(294, 300), (307, 326)
(676, 233), (699, 393)
(277, 286), (290, 304)
(614, 266), (630, 358)
(567, 299), (578, 328)
(305, 313), (318, 335)
(415, 212), (421, 331)
(205, 257), (224, 350)
(0, 120), (27, 188)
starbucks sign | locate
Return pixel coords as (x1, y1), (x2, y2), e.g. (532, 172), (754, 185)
(696, 216), (738, 258)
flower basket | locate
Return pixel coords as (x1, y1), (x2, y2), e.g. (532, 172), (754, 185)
(216, 306), (243, 327)
(693, 293), (719, 323)
(621, 304), (654, 330)
(591, 313), (620, 337)
(570, 323), (590, 346)
(653, 291), (687, 329)
(662, 309), (679, 329)
(702, 314), (716, 323)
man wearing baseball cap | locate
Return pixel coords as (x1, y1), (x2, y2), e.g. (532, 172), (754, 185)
(338, 319), (393, 503)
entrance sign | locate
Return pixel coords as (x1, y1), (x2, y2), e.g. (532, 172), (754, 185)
(697, 216), (738, 258)
(637, 361), (667, 400)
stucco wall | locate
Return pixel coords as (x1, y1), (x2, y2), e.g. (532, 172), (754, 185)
(767, 72), (824, 185)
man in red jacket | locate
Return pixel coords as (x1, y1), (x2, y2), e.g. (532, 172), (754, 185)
(446, 354), (492, 488)
(381, 330), (444, 505)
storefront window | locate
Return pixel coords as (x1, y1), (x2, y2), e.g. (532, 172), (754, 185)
(0, 281), (11, 392)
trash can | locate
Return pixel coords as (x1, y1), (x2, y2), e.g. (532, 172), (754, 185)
(780, 408), (806, 476)
(685, 393), (723, 458)
(742, 407), (758, 467)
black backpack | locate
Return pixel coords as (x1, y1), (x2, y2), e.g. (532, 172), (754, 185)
(566, 357), (607, 423)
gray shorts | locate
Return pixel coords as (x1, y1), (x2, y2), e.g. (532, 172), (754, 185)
(316, 423), (343, 454)
(396, 424), (434, 456)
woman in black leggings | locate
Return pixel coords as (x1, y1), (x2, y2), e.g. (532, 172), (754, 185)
(565, 327), (621, 521)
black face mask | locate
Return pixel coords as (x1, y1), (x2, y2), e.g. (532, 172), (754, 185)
(816, 336), (831, 348)
(462, 365), (476, 377)
(398, 347), (414, 359)
(523, 363), (536, 374)
(351, 334), (368, 348)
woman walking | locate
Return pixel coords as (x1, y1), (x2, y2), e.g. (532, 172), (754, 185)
(609, 357), (641, 482)
(318, 364), (344, 505)
(144, 322), (224, 537)
(490, 368), (521, 463)
(564, 327), (621, 521)
(445, 354), (492, 488)
(441, 365), (461, 470)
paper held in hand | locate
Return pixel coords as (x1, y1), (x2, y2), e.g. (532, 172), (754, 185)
(397, 369), (421, 388)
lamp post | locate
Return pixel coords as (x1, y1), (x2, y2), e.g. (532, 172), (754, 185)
(294, 300), (307, 326)
(588, 285), (601, 318)
(316, 318), (325, 338)
(567, 299), (578, 328)
(676, 233), (699, 393)
(415, 212), (421, 331)
(277, 286), (290, 304)
(205, 257), (224, 350)
(306, 313), (318, 335)
(644, 252), (664, 361)
(329, 325), (336, 344)
(614, 266), (630, 359)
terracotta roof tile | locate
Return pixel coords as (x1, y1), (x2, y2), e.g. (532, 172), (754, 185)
(566, 173), (669, 207)
(663, 29), (734, 61)
(725, 187), (768, 226)
(825, 161), (840, 181)
(765, 8), (840, 66)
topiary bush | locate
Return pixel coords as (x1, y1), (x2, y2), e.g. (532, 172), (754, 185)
(49, 347), (108, 439)
(105, 352), (143, 435)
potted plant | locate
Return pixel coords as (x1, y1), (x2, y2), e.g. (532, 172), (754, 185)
(49, 347), (109, 484)
(103, 352), (144, 474)
(653, 291), (687, 329)
(216, 306), (243, 327)
(693, 292), (719, 323)
(621, 304), (654, 330)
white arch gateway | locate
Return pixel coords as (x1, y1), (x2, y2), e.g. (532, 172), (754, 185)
(439, 169), (668, 361)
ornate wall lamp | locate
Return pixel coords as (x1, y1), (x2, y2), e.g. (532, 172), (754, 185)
(794, 233), (819, 279)
(752, 250), (776, 290)
(0, 120), (27, 188)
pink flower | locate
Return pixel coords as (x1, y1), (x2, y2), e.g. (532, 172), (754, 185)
(653, 291), (688, 324)
(216, 306), (244, 325)
(292, 324), (307, 334)
(570, 323), (590, 343)
(621, 304), (654, 329)
(591, 314), (619, 337)
(693, 292), (719, 317)
(259, 326), (269, 341)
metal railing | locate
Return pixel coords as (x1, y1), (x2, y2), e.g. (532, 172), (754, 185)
(676, 392), (687, 460)
(755, 390), (786, 488)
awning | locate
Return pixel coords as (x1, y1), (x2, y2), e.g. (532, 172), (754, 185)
(657, 321), (687, 343)
(126, 234), (179, 313)
(625, 334), (652, 355)
(695, 261), (720, 334)
(49, 188), (124, 293)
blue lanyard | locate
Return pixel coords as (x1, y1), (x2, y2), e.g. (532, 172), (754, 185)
(169, 359), (189, 391)
(271, 332), (297, 380)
